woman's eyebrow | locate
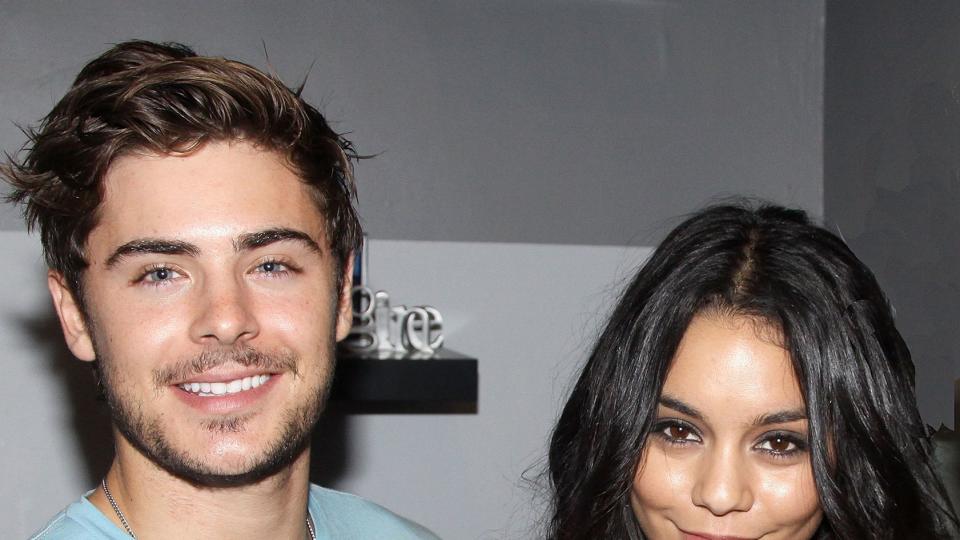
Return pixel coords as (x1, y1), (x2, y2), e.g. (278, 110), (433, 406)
(659, 395), (806, 427)
(658, 395), (704, 420)
(753, 409), (807, 426)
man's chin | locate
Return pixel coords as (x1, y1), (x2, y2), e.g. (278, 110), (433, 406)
(113, 409), (317, 488)
(130, 432), (312, 488)
(167, 456), (306, 488)
(103, 360), (328, 488)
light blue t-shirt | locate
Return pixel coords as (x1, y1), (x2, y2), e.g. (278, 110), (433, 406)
(31, 484), (439, 539)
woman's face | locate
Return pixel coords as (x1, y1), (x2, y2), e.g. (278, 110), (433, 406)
(631, 314), (823, 540)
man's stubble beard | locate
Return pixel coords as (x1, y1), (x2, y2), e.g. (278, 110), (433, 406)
(94, 341), (335, 488)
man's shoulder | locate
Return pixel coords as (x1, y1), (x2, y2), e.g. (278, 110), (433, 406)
(30, 493), (126, 540)
(308, 484), (440, 539)
(30, 486), (439, 539)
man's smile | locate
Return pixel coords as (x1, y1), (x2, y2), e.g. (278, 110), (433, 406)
(171, 371), (284, 415)
(177, 373), (273, 396)
(163, 358), (291, 415)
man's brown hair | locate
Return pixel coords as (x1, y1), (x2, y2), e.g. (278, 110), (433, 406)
(2, 40), (362, 303)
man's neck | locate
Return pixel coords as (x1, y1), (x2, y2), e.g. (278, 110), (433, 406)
(89, 441), (313, 540)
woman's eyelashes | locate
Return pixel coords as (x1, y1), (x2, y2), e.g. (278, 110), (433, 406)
(651, 419), (809, 460)
(753, 432), (808, 459)
(652, 419), (702, 446)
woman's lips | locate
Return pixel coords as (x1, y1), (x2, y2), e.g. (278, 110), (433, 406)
(682, 531), (756, 540)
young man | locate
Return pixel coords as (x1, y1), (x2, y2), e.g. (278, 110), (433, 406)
(3, 40), (438, 539)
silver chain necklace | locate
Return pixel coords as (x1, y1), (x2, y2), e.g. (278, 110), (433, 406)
(101, 477), (316, 539)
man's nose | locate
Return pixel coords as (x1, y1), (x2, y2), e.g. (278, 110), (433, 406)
(690, 445), (755, 516)
(189, 276), (259, 346)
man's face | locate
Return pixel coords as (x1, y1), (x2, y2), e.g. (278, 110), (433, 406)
(50, 141), (352, 485)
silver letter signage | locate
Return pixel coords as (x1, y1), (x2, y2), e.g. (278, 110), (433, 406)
(345, 287), (445, 355)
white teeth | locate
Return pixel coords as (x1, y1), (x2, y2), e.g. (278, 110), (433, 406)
(179, 374), (272, 397)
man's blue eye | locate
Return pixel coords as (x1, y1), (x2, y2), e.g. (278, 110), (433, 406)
(258, 261), (290, 274)
(137, 266), (181, 285)
(146, 267), (175, 281)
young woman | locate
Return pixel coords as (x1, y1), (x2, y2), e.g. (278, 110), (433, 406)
(547, 203), (958, 539)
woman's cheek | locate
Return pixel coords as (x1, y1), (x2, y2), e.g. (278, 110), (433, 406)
(632, 445), (696, 527)
(757, 461), (823, 532)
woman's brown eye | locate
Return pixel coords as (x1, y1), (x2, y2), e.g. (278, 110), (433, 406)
(654, 421), (700, 444)
(769, 435), (791, 452)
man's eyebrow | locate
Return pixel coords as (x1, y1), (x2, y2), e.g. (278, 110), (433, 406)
(105, 239), (201, 268)
(658, 394), (705, 421)
(233, 228), (322, 254)
(753, 408), (807, 426)
(104, 228), (321, 268)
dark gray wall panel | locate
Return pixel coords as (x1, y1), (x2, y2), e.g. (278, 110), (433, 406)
(0, 0), (823, 244)
(825, 1), (960, 427)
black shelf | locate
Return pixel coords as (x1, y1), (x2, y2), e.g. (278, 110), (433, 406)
(329, 347), (478, 413)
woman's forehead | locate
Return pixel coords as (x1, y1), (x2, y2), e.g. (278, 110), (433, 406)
(661, 313), (805, 423)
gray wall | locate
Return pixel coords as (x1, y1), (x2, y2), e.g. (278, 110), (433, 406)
(825, 1), (959, 429)
(0, 1), (825, 538)
(0, 0), (824, 241)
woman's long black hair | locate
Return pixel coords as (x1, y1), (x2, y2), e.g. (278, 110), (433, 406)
(547, 203), (958, 539)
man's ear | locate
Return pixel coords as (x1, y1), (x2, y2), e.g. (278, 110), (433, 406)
(47, 271), (96, 361)
(334, 255), (355, 342)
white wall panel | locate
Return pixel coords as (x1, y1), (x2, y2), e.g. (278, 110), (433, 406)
(0, 232), (651, 539)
